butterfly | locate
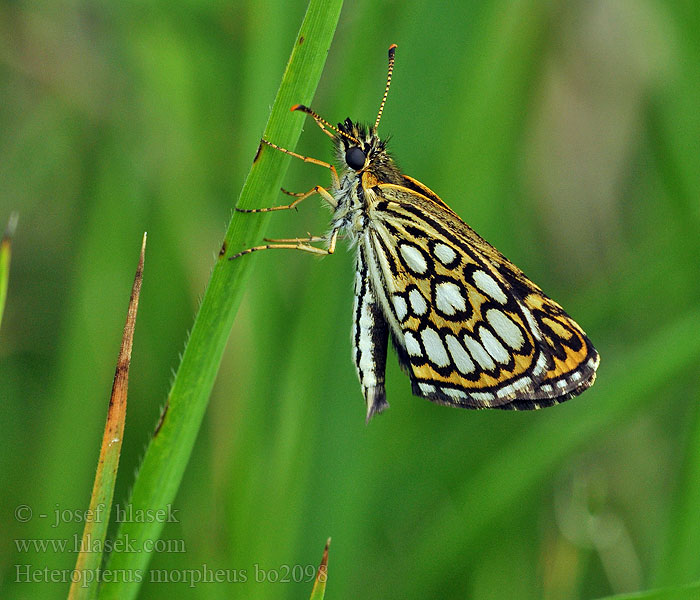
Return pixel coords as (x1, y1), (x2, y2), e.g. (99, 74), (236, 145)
(231, 44), (599, 422)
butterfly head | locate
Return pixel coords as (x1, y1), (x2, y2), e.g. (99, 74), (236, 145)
(335, 119), (385, 169)
(330, 118), (403, 184)
(290, 44), (399, 179)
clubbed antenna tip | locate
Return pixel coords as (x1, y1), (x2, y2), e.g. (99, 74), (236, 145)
(375, 43), (397, 132)
(290, 103), (360, 144)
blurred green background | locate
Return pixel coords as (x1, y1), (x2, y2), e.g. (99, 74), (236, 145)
(2, 0), (700, 598)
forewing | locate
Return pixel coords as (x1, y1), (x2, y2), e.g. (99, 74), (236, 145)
(361, 181), (599, 409)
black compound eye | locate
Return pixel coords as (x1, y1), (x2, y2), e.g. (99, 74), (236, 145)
(345, 146), (366, 170)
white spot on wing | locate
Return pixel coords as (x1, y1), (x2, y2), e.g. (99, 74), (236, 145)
(463, 334), (496, 370)
(393, 295), (408, 321)
(433, 243), (457, 266)
(435, 281), (467, 315)
(521, 306), (541, 340)
(441, 387), (467, 399)
(472, 391), (495, 403)
(496, 376), (532, 398)
(357, 295), (377, 385)
(533, 352), (548, 376)
(513, 376), (532, 391)
(486, 309), (524, 350)
(408, 289), (428, 315)
(399, 243), (428, 274)
(358, 299), (373, 339)
(445, 335), (475, 374)
(472, 270), (507, 304)
(404, 331), (422, 356)
(496, 383), (516, 398)
(480, 328), (510, 364)
(421, 327), (450, 367)
(418, 383), (436, 395)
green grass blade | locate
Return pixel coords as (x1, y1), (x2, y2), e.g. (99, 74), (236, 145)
(99, 2), (343, 599)
(309, 538), (331, 600)
(0, 212), (18, 334)
(593, 580), (700, 600)
(69, 234), (145, 599)
(652, 394), (700, 587)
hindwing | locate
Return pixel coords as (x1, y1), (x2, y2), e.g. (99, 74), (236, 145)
(360, 181), (599, 410)
(352, 244), (391, 420)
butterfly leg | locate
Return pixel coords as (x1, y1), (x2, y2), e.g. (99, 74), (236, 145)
(229, 228), (339, 260)
(280, 186), (338, 208)
(260, 138), (340, 188)
(262, 235), (326, 243)
(236, 185), (336, 213)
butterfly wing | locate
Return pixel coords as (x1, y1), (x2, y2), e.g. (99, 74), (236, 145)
(360, 180), (599, 410)
(352, 243), (391, 421)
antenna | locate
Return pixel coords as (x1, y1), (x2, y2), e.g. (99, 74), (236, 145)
(290, 104), (361, 145)
(374, 44), (397, 132)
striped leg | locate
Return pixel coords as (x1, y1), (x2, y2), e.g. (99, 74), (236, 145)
(229, 228), (339, 260)
(235, 184), (337, 213)
(352, 246), (390, 422)
(258, 138), (340, 188)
